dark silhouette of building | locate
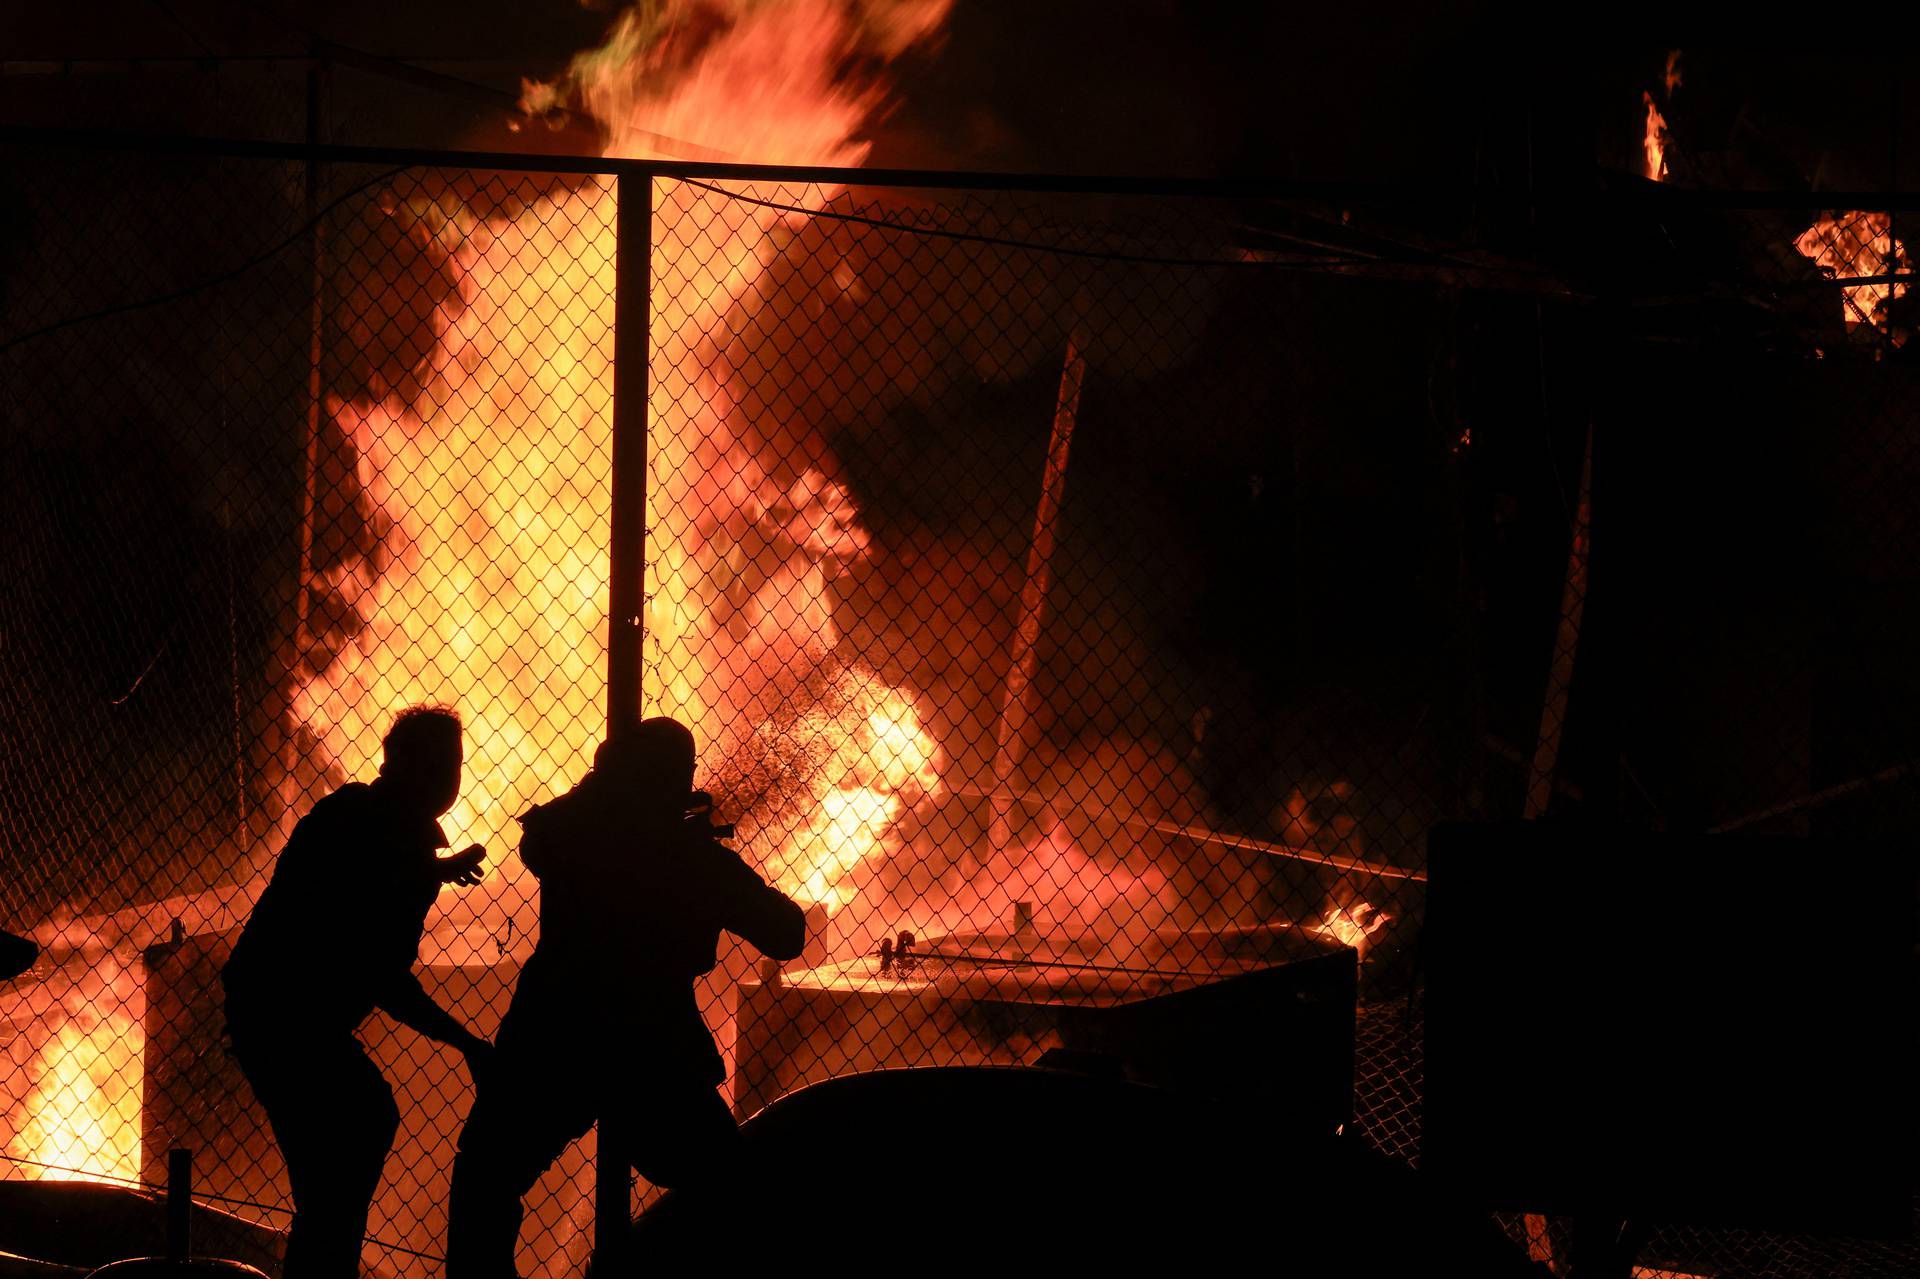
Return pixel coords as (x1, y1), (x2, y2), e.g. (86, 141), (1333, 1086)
(447, 717), (804, 1278)
(221, 706), (492, 1278)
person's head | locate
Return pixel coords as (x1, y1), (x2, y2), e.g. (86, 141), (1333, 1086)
(378, 705), (463, 817)
(592, 716), (696, 818)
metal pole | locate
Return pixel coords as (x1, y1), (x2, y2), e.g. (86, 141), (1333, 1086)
(606, 170), (651, 742)
(282, 51), (327, 826)
(987, 311), (1087, 866)
(1523, 422), (1593, 820)
(166, 1147), (192, 1262)
(596, 167), (652, 1276)
(1520, 419), (1591, 1274)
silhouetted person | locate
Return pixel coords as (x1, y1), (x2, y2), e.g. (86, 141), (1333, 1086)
(1, 928), (36, 981)
(447, 717), (805, 1278)
(223, 705), (492, 1278)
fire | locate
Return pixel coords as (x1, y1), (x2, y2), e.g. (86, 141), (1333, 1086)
(1641, 92), (1670, 183)
(1794, 210), (1911, 337)
(293, 0), (950, 956)
(1314, 901), (1390, 955)
(975, 817), (1172, 938)
(1642, 49), (1681, 182)
(755, 686), (941, 912)
(9, 1018), (142, 1184)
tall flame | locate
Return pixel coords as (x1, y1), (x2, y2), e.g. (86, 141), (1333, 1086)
(1642, 49), (1681, 182)
(293, 0), (950, 956)
(1642, 92), (1670, 183)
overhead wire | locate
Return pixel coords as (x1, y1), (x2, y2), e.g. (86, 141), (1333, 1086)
(0, 1152), (448, 1263)
(0, 164), (405, 357)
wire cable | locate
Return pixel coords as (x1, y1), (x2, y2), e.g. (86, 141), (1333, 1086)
(0, 1152), (445, 1262)
(0, 164), (405, 357)
(676, 176), (1383, 271)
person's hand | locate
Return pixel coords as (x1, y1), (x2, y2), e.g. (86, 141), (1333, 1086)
(438, 843), (486, 887)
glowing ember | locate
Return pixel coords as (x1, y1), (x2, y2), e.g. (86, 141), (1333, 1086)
(9, 1018), (142, 1184)
(1794, 210), (1911, 337)
(1314, 901), (1390, 955)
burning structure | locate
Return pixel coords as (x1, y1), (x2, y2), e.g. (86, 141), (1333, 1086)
(3, 30), (1917, 1279)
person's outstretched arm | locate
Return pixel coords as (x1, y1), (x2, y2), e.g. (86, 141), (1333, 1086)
(715, 849), (807, 962)
(378, 970), (491, 1066)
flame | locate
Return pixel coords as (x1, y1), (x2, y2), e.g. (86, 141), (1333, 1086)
(759, 688), (941, 912)
(1314, 901), (1390, 954)
(1641, 92), (1670, 183)
(1642, 50), (1681, 182)
(9, 1018), (143, 1184)
(1794, 210), (1911, 337)
(292, 0), (949, 954)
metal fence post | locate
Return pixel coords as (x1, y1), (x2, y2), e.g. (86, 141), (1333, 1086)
(166, 1147), (192, 1263)
(596, 166), (652, 1275)
(607, 170), (651, 741)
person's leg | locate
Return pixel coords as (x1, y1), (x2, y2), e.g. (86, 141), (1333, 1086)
(448, 1041), (594, 1279)
(626, 1082), (741, 1192)
(241, 1035), (397, 1279)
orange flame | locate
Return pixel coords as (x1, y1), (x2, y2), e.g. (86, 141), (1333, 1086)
(293, 1), (950, 958)
(1314, 901), (1390, 955)
(1642, 50), (1681, 183)
(8, 1018), (143, 1185)
(759, 687), (941, 912)
(1642, 92), (1670, 183)
(1794, 210), (1911, 337)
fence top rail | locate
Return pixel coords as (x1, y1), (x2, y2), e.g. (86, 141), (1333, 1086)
(6, 124), (1920, 210)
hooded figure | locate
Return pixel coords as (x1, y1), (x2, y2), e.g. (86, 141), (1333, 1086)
(448, 717), (804, 1278)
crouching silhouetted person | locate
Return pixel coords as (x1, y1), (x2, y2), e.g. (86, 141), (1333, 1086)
(223, 706), (493, 1278)
(447, 717), (804, 1278)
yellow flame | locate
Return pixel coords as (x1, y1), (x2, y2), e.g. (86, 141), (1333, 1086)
(764, 691), (940, 911)
(10, 1019), (142, 1184)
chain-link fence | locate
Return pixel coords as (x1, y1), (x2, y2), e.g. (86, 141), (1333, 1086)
(1, 134), (1913, 1277)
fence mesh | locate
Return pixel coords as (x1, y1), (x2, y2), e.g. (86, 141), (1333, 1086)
(1, 139), (1913, 1278)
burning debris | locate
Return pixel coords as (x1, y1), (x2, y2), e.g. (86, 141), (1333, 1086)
(1794, 210), (1911, 340)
